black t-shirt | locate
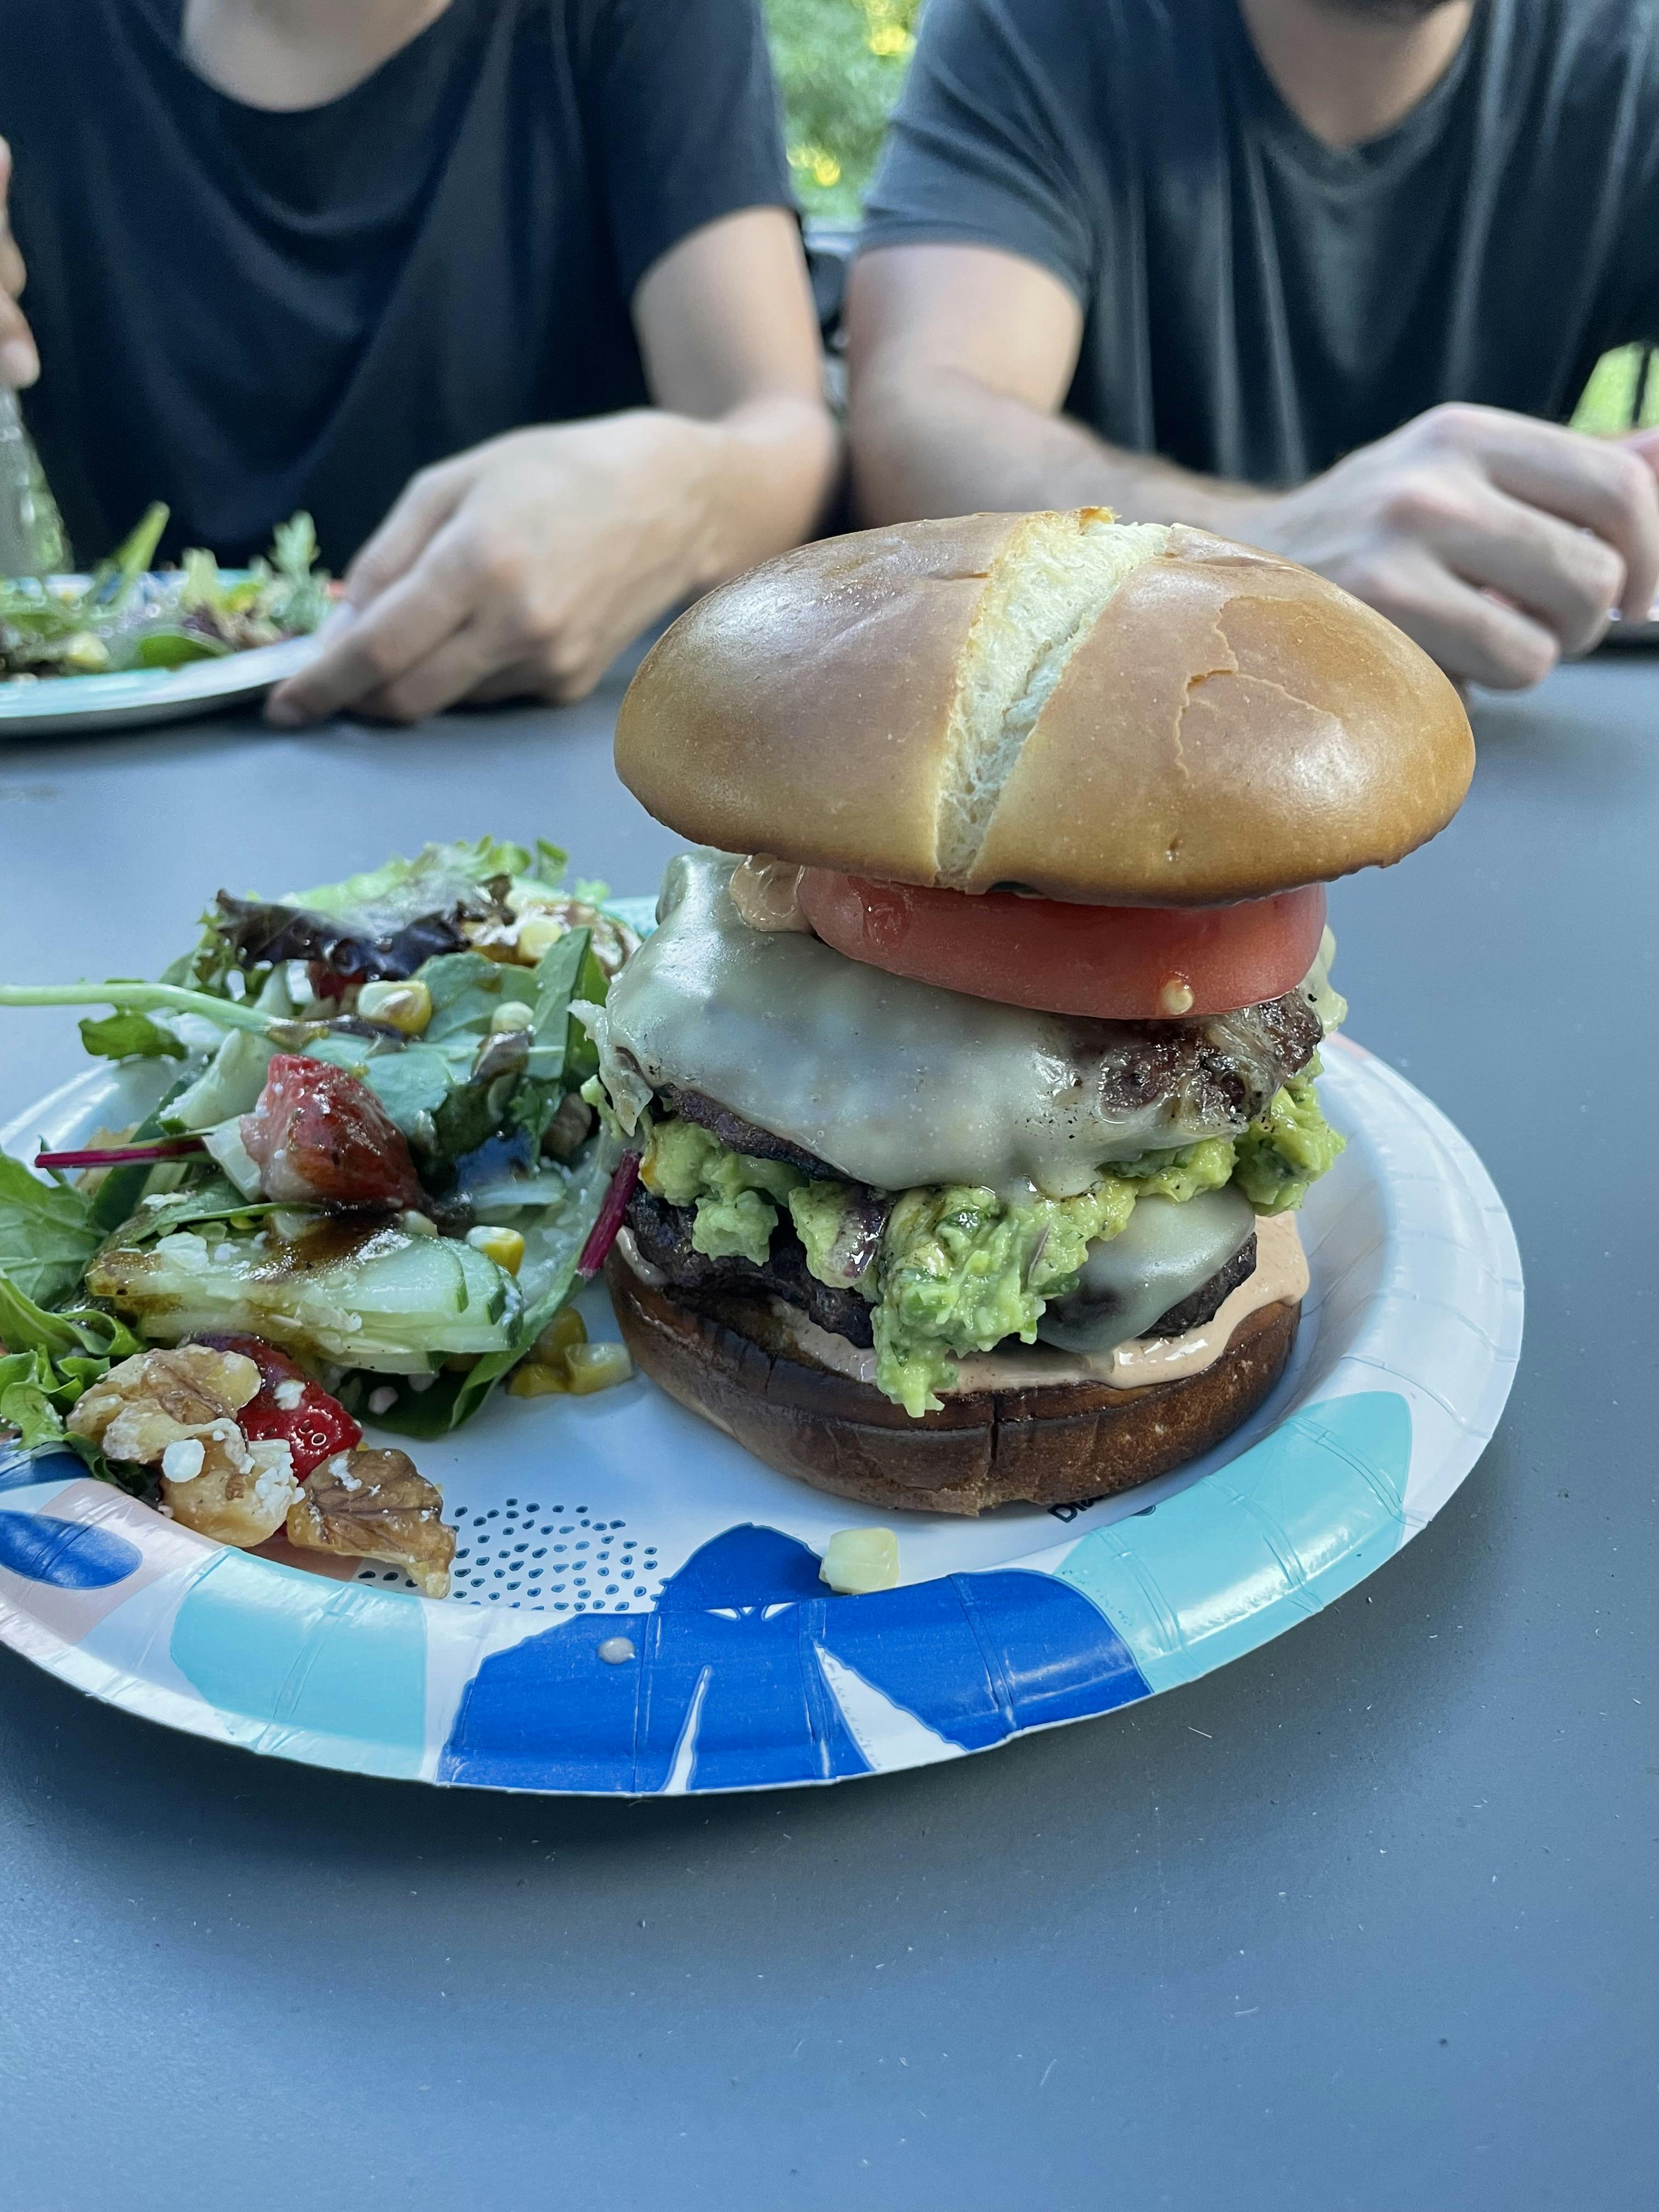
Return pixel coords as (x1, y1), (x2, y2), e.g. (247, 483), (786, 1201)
(861, 0), (1659, 487)
(0, 0), (792, 565)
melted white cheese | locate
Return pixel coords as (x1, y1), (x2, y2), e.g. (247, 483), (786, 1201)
(591, 851), (1265, 1198)
(1036, 1187), (1255, 1353)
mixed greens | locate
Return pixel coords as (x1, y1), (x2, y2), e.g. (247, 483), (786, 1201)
(0, 503), (330, 681)
(0, 839), (639, 1578)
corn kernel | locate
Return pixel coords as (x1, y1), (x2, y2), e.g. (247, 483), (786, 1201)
(563, 1341), (634, 1395)
(466, 1224), (526, 1274)
(515, 914), (567, 964)
(532, 1306), (588, 1366)
(507, 1362), (569, 1397)
(819, 1527), (899, 1595)
(357, 979), (433, 1035)
(490, 999), (535, 1035)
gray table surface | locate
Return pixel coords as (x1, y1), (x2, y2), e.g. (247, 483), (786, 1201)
(0, 657), (1652, 2212)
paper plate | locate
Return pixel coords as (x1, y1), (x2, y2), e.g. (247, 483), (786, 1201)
(0, 1031), (1522, 1795)
(0, 577), (324, 739)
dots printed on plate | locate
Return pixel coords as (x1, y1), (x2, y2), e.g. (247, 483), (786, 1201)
(362, 1496), (659, 1612)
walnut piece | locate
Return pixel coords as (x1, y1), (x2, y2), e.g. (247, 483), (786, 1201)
(67, 1345), (300, 1545)
(69, 1344), (261, 1460)
(286, 1447), (455, 1598)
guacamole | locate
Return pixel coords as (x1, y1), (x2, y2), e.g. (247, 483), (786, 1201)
(626, 1076), (1344, 1415)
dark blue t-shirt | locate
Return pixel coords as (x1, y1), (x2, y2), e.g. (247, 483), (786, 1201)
(861, 0), (1659, 486)
(1, 0), (792, 563)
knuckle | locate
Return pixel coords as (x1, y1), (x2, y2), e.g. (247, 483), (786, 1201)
(354, 633), (405, 685)
(545, 631), (593, 683)
(1418, 402), (1483, 452)
(1576, 535), (1626, 604)
(471, 543), (526, 598)
(1377, 471), (1458, 533)
(1603, 446), (1655, 517)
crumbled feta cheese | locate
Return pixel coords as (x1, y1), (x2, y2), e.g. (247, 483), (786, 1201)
(160, 1437), (206, 1483)
(272, 1376), (306, 1411)
(367, 1385), (398, 1416)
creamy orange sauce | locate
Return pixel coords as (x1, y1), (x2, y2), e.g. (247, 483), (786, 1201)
(764, 1211), (1308, 1395)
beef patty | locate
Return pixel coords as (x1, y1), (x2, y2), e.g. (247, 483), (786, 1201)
(624, 1189), (1259, 1353)
(625, 1187), (878, 1346)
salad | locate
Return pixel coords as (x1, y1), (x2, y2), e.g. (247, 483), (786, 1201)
(0, 503), (331, 681)
(0, 838), (642, 1595)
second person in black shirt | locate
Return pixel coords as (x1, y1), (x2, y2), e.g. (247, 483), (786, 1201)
(850, 0), (1659, 691)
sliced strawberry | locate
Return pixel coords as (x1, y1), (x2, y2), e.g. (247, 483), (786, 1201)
(196, 1331), (363, 1480)
(240, 1053), (422, 1211)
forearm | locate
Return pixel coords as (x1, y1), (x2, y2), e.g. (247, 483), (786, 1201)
(671, 393), (839, 594)
(850, 366), (1256, 531)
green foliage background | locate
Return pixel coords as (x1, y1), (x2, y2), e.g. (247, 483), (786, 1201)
(764, 0), (922, 225)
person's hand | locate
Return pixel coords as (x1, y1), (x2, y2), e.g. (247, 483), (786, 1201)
(267, 414), (721, 726)
(1231, 403), (1659, 689)
(0, 138), (38, 388)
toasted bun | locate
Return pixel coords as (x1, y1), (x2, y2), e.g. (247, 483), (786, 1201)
(606, 1254), (1299, 1516)
(616, 511), (1472, 905)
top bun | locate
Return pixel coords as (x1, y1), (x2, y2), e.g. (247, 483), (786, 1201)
(615, 511), (1474, 905)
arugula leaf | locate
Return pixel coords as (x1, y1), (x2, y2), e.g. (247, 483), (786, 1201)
(0, 1266), (139, 1368)
(103, 1180), (282, 1248)
(528, 926), (591, 1081)
(360, 1044), (460, 1133)
(134, 630), (228, 670)
(88, 501), (168, 611)
(78, 1009), (188, 1062)
(0, 1349), (72, 1451)
(0, 1151), (101, 1307)
(445, 1148), (612, 1425)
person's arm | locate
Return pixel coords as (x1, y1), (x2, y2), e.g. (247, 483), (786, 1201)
(848, 243), (1255, 528)
(849, 241), (1659, 692)
(269, 206), (836, 726)
(0, 139), (39, 387)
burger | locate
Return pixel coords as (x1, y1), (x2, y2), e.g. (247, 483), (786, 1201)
(584, 511), (1472, 1515)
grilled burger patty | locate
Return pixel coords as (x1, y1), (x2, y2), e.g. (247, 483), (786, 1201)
(626, 1186), (879, 1345)
(624, 1185), (1259, 1354)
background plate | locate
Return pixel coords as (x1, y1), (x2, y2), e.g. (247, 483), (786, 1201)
(0, 577), (324, 738)
(0, 1034), (1522, 1794)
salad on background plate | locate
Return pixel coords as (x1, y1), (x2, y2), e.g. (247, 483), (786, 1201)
(0, 838), (643, 1596)
(0, 503), (330, 681)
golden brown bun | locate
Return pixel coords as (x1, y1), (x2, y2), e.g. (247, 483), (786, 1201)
(616, 512), (1473, 905)
(606, 1254), (1299, 1516)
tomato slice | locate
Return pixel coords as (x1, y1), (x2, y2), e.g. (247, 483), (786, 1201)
(795, 872), (1327, 1020)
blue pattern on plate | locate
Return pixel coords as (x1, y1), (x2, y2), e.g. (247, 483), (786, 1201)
(1056, 1392), (1413, 1692)
(0, 1446), (83, 1494)
(168, 1550), (428, 1778)
(0, 1507), (142, 1589)
(439, 1523), (1149, 1792)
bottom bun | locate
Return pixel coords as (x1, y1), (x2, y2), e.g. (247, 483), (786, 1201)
(605, 1255), (1299, 1516)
